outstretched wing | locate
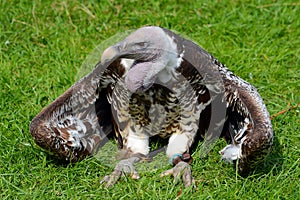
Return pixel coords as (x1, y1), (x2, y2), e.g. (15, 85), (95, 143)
(30, 59), (126, 162)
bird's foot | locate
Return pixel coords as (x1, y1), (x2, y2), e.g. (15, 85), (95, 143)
(160, 161), (195, 188)
(100, 156), (141, 187)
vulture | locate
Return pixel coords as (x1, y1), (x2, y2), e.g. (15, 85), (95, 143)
(30, 26), (274, 187)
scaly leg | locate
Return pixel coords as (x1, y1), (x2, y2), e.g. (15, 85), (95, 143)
(101, 132), (150, 187)
(160, 134), (195, 187)
(101, 155), (142, 187)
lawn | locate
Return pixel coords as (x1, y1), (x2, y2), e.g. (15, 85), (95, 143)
(0, 0), (299, 199)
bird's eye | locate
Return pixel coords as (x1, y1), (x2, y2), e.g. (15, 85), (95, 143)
(136, 42), (148, 48)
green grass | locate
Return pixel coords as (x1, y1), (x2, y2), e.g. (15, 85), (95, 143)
(1, 0), (299, 199)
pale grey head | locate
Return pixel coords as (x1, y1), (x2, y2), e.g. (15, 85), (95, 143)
(101, 26), (179, 93)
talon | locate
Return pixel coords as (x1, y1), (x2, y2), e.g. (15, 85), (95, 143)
(100, 175), (110, 184)
(100, 156), (141, 187)
(160, 161), (195, 188)
(160, 169), (174, 177)
(103, 169), (123, 188)
(131, 173), (140, 180)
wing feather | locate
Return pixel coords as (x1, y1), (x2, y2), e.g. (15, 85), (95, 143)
(30, 59), (125, 162)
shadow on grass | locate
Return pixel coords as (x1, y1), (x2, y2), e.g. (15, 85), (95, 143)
(45, 153), (73, 167)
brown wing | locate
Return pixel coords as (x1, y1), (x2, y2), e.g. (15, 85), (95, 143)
(224, 80), (273, 174)
(217, 61), (274, 174)
(30, 59), (126, 162)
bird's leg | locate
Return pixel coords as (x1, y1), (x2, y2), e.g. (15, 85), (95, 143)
(101, 131), (152, 187)
(160, 152), (195, 188)
(100, 152), (148, 187)
(160, 134), (195, 187)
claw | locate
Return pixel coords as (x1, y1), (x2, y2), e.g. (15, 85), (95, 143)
(160, 161), (195, 188)
(101, 156), (141, 187)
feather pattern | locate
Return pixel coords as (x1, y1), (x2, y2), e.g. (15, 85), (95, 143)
(30, 26), (273, 175)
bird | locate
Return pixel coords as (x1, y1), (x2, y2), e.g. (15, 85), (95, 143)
(30, 26), (274, 187)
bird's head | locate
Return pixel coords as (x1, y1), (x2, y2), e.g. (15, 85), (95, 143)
(101, 26), (179, 92)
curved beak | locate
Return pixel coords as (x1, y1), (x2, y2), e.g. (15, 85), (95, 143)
(101, 44), (122, 64)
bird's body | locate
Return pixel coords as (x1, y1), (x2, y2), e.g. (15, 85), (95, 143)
(30, 26), (273, 186)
